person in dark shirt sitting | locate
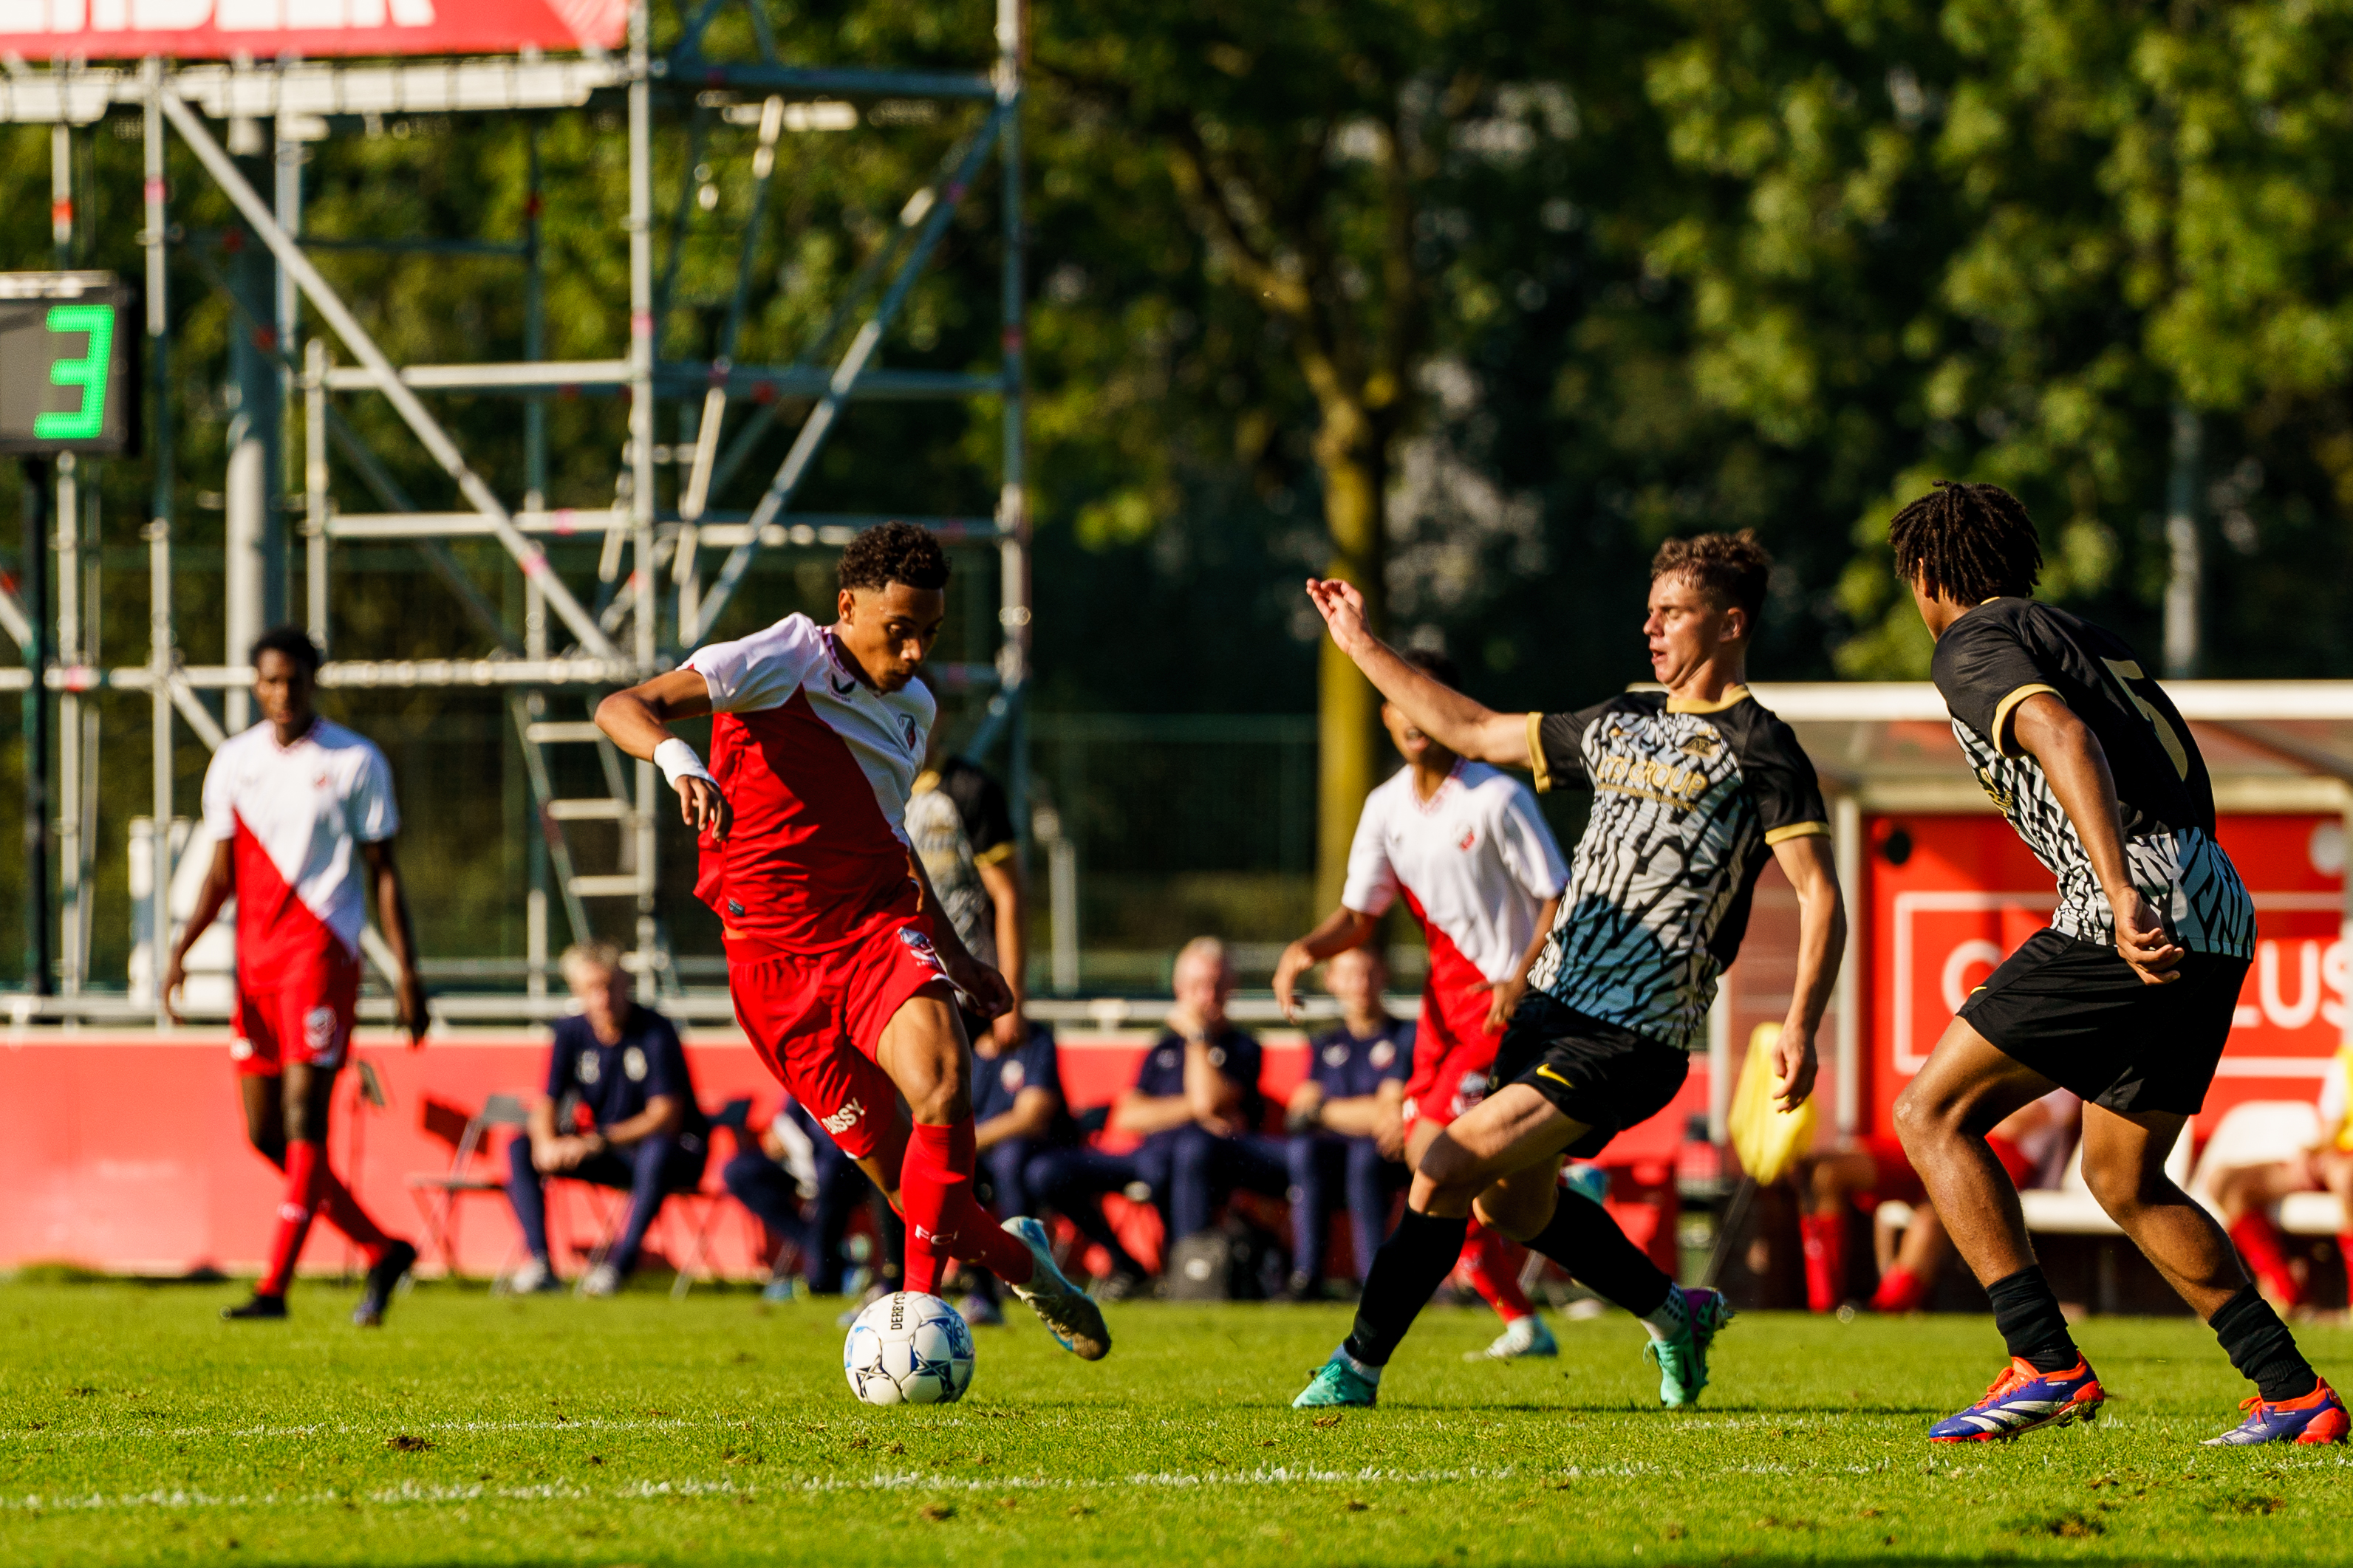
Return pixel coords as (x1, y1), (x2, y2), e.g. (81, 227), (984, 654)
(505, 942), (708, 1296)
(1117, 937), (1286, 1247)
(954, 1018), (1084, 1324)
(1028, 938), (1280, 1293)
(1280, 946), (1412, 1300)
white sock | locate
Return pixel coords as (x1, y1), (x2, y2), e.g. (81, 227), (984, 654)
(1639, 1287), (1690, 1342)
(1339, 1346), (1383, 1384)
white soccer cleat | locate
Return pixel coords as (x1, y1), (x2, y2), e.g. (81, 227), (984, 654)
(1001, 1216), (1112, 1361)
(577, 1262), (622, 1298)
(1469, 1313), (1559, 1361)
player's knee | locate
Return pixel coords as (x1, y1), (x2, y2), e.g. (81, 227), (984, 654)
(1412, 1139), (1486, 1208)
(2081, 1147), (2162, 1216)
(1891, 1080), (1947, 1154)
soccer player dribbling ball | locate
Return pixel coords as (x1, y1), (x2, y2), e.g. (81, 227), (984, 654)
(596, 522), (1110, 1362)
(163, 626), (426, 1326)
(1272, 648), (1571, 1358)
(1887, 482), (2346, 1447)
(1291, 533), (1847, 1411)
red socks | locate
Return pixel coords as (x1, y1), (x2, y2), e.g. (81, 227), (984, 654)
(316, 1168), (392, 1261)
(1800, 1213), (1846, 1314)
(1457, 1219), (1535, 1323)
(1871, 1265), (1927, 1314)
(898, 1120), (1036, 1295)
(2230, 1212), (2301, 1308)
(259, 1140), (324, 1297)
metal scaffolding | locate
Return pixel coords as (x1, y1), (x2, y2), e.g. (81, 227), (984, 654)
(1, 0), (1032, 1020)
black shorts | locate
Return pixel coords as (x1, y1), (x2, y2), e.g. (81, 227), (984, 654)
(1958, 928), (2250, 1116)
(1489, 993), (1690, 1160)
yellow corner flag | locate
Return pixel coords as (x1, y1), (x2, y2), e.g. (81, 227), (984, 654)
(1727, 1021), (1816, 1186)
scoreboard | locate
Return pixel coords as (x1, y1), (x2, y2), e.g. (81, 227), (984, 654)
(0, 273), (138, 458)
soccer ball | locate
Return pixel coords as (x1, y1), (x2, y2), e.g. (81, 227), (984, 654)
(842, 1291), (976, 1406)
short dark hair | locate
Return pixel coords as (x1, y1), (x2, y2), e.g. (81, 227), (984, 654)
(838, 521), (950, 595)
(1399, 647), (1461, 691)
(1651, 530), (1772, 625)
(1887, 480), (2043, 603)
(250, 623), (323, 675)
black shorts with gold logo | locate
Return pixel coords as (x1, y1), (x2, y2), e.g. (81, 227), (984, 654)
(1490, 993), (1690, 1159)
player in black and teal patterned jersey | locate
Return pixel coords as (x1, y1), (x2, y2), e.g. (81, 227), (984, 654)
(1290, 532), (1847, 1412)
(1888, 479), (2343, 1449)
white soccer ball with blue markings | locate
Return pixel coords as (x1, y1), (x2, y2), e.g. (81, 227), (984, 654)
(843, 1290), (975, 1406)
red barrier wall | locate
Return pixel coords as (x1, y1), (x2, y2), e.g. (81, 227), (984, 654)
(0, 1027), (1708, 1278)
(1863, 812), (2347, 1141)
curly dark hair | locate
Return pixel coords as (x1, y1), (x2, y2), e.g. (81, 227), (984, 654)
(250, 623), (324, 675)
(1887, 480), (2042, 603)
(837, 520), (950, 594)
(1652, 530), (1772, 625)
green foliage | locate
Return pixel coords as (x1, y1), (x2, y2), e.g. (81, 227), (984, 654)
(7, 1284), (2353, 1564)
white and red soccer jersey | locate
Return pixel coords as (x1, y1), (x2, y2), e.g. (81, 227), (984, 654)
(199, 719), (399, 989)
(1342, 759), (1568, 998)
(683, 613), (934, 949)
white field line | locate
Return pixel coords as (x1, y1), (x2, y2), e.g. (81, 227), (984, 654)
(1, 1414), (726, 1446)
(2, 1465), (1531, 1517)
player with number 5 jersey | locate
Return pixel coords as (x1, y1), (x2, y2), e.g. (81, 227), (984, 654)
(1886, 480), (2342, 1449)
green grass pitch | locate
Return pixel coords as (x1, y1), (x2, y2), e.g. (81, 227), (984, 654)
(6, 1280), (2353, 1565)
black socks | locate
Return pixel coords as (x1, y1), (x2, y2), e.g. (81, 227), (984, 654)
(1523, 1186), (1674, 1317)
(1342, 1208), (1467, 1369)
(1985, 1265), (2079, 1373)
(2211, 1284), (2320, 1403)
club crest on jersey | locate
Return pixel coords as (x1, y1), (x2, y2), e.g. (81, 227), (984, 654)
(822, 1098), (865, 1134)
(1370, 1040), (1397, 1069)
(1000, 1060), (1026, 1092)
(895, 926), (946, 973)
(578, 1050), (601, 1084)
(624, 1047), (648, 1081)
(1323, 1043), (1351, 1068)
(1458, 826), (1478, 852)
(1679, 733), (1720, 758)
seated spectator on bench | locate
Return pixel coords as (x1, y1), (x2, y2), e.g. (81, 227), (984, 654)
(1029, 938), (1283, 1290)
(725, 1098), (904, 1303)
(2211, 1050), (2353, 1312)
(505, 942), (708, 1297)
(950, 1018), (1085, 1325)
(1278, 947), (1410, 1301)
(1798, 1089), (2077, 1313)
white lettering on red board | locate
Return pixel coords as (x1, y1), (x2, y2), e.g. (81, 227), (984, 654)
(0, 0), (435, 31)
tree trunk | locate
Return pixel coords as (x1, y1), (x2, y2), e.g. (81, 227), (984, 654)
(1313, 397), (1387, 914)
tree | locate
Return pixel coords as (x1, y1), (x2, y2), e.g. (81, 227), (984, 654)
(1039, 0), (1568, 905)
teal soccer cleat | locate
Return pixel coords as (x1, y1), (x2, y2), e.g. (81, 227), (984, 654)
(1292, 1352), (1380, 1409)
(1644, 1287), (1735, 1408)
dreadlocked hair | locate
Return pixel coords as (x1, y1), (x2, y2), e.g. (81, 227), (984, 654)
(1887, 480), (2043, 604)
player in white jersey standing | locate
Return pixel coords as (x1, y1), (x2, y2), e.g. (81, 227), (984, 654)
(163, 627), (427, 1326)
(1275, 648), (1567, 1355)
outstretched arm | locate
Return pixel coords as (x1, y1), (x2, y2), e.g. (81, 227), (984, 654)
(1769, 833), (1845, 1112)
(597, 669), (731, 843)
(1304, 578), (1529, 766)
(1273, 905), (1379, 1022)
(2009, 694), (2182, 985)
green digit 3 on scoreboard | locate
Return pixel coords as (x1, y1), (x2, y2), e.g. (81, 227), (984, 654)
(0, 272), (140, 457)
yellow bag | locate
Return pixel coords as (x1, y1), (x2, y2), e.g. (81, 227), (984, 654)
(1727, 1021), (1817, 1185)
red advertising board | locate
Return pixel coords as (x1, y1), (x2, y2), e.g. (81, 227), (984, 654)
(0, 0), (625, 61)
(1866, 813), (2349, 1138)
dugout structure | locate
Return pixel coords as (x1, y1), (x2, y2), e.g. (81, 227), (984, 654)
(0, 0), (1034, 1018)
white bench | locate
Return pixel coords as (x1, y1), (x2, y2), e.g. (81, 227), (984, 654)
(2018, 1135), (2195, 1235)
(2188, 1100), (2348, 1236)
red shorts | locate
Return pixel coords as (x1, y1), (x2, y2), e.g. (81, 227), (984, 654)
(727, 914), (954, 1166)
(230, 945), (361, 1076)
(1401, 977), (1504, 1128)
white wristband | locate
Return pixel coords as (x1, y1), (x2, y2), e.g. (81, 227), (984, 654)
(653, 737), (717, 792)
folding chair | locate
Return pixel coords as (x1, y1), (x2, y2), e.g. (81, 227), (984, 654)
(406, 1092), (532, 1279)
(666, 1097), (758, 1299)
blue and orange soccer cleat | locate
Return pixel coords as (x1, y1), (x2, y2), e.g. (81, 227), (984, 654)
(2203, 1380), (2351, 1446)
(1928, 1356), (2103, 1442)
